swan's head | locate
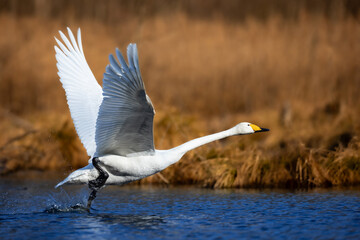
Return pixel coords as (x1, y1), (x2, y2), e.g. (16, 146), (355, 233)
(232, 122), (269, 135)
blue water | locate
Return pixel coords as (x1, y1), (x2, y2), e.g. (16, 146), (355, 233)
(0, 177), (360, 239)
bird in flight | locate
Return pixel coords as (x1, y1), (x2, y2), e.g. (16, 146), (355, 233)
(54, 28), (269, 209)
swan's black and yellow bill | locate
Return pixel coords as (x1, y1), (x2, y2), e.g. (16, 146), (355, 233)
(250, 124), (270, 133)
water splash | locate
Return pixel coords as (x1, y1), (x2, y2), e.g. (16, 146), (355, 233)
(44, 186), (90, 213)
(44, 203), (89, 213)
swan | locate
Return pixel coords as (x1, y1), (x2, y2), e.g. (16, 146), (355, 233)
(54, 28), (269, 208)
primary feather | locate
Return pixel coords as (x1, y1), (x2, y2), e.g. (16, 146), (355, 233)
(55, 28), (103, 157)
(95, 44), (155, 157)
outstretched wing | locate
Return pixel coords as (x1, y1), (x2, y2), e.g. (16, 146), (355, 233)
(55, 28), (103, 157)
(95, 44), (155, 157)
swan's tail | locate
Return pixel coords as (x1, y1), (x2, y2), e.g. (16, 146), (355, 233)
(55, 178), (71, 188)
(55, 164), (94, 188)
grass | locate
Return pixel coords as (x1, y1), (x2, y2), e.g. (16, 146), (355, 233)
(0, 1), (359, 188)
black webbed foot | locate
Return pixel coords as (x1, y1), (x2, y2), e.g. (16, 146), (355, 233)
(87, 157), (109, 209)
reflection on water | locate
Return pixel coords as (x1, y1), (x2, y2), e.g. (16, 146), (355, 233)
(94, 214), (165, 228)
(0, 176), (360, 239)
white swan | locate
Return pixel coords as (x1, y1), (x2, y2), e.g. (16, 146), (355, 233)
(54, 28), (269, 208)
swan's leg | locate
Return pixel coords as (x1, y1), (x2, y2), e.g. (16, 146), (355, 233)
(87, 157), (109, 209)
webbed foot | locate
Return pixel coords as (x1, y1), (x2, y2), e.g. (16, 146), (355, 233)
(87, 157), (109, 209)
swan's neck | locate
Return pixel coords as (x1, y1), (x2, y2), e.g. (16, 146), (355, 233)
(171, 128), (233, 158)
(157, 128), (236, 171)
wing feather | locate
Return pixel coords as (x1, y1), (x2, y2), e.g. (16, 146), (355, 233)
(55, 28), (103, 157)
(95, 44), (155, 157)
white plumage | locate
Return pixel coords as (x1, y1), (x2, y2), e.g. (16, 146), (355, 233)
(54, 28), (269, 191)
(55, 29), (102, 157)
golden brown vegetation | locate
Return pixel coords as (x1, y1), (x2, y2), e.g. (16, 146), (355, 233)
(0, 0), (359, 188)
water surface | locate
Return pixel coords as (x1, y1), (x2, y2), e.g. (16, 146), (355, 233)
(0, 176), (359, 239)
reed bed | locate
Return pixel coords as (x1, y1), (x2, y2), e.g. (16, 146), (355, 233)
(0, 0), (359, 188)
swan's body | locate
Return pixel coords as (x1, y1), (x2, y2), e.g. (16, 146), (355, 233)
(54, 28), (269, 206)
(56, 126), (260, 187)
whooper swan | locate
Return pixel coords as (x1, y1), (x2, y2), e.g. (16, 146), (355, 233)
(54, 28), (269, 209)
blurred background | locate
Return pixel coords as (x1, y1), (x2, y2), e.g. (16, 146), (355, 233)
(0, 0), (359, 188)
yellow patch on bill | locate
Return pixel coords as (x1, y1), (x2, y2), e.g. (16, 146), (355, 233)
(250, 124), (261, 132)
